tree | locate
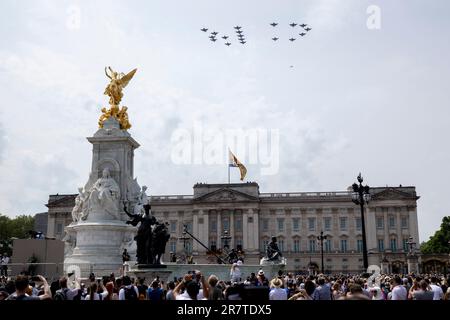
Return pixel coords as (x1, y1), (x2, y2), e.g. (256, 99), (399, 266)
(0, 213), (35, 255)
(420, 216), (450, 254)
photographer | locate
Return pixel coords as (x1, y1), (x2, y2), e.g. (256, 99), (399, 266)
(174, 272), (209, 300)
(54, 275), (82, 300)
(6, 275), (51, 300)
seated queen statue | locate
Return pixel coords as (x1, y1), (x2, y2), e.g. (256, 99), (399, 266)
(85, 167), (120, 220)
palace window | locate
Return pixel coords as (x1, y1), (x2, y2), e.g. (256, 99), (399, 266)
(340, 239), (348, 252)
(309, 239), (316, 252)
(223, 219), (229, 232)
(56, 223), (63, 234)
(235, 219), (242, 232)
(292, 218), (300, 232)
(185, 222), (192, 233)
(293, 239), (300, 253)
(262, 219), (269, 231)
(185, 241), (192, 254)
(210, 220), (217, 232)
(401, 216), (408, 229)
(403, 238), (409, 252)
(376, 217), (384, 229)
(277, 218), (285, 232)
(378, 239), (384, 252)
(170, 221), (177, 233)
(262, 240), (269, 253)
(390, 238), (397, 252)
(308, 218), (316, 231)
(340, 217), (347, 231)
(357, 239), (363, 253)
(279, 239), (284, 252)
(324, 217), (331, 231)
(170, 240), (177, 253)
(325, 239), (332, 252)
(236, 238), (242, 249)
(389, 216), (396, 228)
(355, 217), (362, 231)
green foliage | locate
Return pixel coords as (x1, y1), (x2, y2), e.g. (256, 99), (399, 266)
(420, 216), (450, 254)
(0, 213), (35, 255)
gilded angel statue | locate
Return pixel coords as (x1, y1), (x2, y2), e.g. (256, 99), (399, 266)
(104, 67), (137, 106)
(99, 67), (136, 130)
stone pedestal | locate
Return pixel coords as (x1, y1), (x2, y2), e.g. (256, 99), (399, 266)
(64, 221), (136, 277)
(64, 118), (142, 277)
(407, 254), (419, 274)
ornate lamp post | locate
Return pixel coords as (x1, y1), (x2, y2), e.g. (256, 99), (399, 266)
(351, 173), (371, 271)
(317, 231), (327, 274)
(179, 228), (191, 263)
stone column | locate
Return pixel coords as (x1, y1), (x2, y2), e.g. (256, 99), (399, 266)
(192, 211), (199, 253)
(217, 210), (222, 247)
(229, 209), (234, 249)
(243, 210), (249, 250)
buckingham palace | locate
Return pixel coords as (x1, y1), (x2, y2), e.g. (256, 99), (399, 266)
(46, 181), (420, 273)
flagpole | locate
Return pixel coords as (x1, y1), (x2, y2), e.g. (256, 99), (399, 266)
(228, 164), (230, 184)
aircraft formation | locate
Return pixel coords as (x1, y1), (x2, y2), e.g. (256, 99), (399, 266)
(200, 22), (311, 46)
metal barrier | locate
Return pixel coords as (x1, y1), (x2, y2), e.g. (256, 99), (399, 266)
(4, 262), (125, 279)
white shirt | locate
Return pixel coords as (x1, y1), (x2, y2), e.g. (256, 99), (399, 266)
(269, 288), (288, 300)
(85, 291), (108, 300)
(175, 290), (206, 300)
(118, 285), (139, 300)
(391, 285), (407, 300)
(430, 284), (443, 300)
(1, 257), (9, 265)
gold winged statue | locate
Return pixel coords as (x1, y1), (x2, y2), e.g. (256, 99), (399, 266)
(98, 67), (137, 130)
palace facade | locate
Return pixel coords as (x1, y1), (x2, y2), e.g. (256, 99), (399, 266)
(46, 182), (422, 273)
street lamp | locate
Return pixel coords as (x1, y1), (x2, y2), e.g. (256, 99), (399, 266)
(317, 231), (327, 274)
(179, 227), (191, 262)
(351, 173), (371, 271)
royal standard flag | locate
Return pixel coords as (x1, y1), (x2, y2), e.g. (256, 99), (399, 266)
(229, 150), (247, 181)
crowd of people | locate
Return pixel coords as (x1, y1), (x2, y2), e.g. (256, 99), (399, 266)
(1, 265), (450, 301)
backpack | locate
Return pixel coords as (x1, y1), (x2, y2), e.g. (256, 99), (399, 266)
(124, 286), (138, 300)
(54, 288), (69, 301)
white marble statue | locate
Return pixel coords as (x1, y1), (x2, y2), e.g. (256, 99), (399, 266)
(133, 185), (149, 215)
(85, 167), (120, 220)
(71, 187), (87, 222)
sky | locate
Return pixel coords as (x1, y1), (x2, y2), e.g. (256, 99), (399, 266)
(0, 0), (449, 242)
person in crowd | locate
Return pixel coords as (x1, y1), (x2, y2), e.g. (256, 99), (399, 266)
(269, 278), (287, 300)
(1, 254), (9, 277)
(147, 280), (164, 301)
(312, 276), (332, 300)
(136, 278), (148, 300)
(389, 276), (407, 300)
(166, 281), (176, 300)
(256, 270), (269, 286)
(85, 280), (109, 300)
(343, 284), (371, 300)
(118, 276), (139, 300)
(6, 275), (51, 300)
(54, 276), (81, 300)
(412, 280), (434, 300)
(429, 276), (444, 300)
(288, 280), (316, 300)
(230, 263), (242, 283)
(208, 275), (224, 300)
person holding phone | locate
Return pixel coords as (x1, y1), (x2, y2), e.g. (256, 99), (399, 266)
(6, 275), (51, 300)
